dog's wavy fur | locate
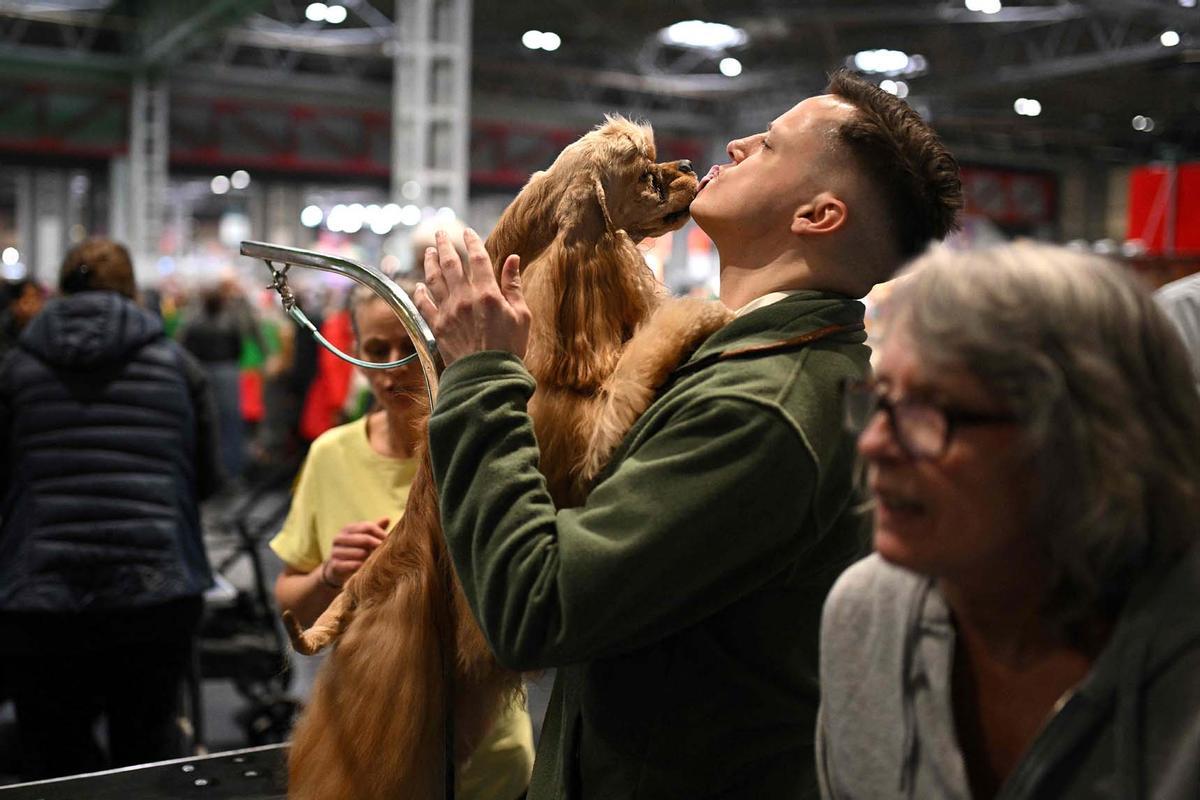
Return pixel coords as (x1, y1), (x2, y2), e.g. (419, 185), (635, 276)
(284, 116), (734, 799)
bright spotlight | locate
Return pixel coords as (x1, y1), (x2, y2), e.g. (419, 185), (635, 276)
(305, 2), (327, 22)
(1132, 115), (1155, 132)
(659, 20), (748, 50)
(324, 4), (347, 24)
(327, 204), (347, 232)
(210, 175), (230, 195)
(301, 205), (324, 227)
(853, 49), (911, 74)
(522, 30), (543, 50)
(1160, 30), (1181, 47)
(1014, 97), (1041, 117)
(401, 181), (421, 200)
(1, 247), (19, 266)
(399, 204), (422, 226)
(719, 57), (742, 77)
(541, 31), (561, 51)
(966, 0), (1003, 12)
(230, 169), (250, 190)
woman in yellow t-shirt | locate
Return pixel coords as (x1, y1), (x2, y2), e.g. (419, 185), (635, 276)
(270, 286), (534, 800)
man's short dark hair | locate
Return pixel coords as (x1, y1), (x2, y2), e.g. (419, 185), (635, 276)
(825, 69), (963, 260)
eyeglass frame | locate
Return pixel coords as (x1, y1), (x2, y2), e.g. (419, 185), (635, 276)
(841, 377), (1020, 460)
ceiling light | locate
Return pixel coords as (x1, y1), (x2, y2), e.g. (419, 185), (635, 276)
(1014, 97), (1041, 116)
(327, 204), (347, 232)
(719, 57), (742, 77)
(1, 247), (18, 266)
(1132, 115), (1155, 132)
(210, 175), (230, 195)
(1180, 0), (1196, 8)
(1160, 30), (1181, 47)
(965, 0), (1003, 13)
(879, 79), (909, 98)
(853, 49), (912, 75)
(522, 30), (562, 51)
(401, 181), (421, 200)
(659, 20), (748, 50)
(305, 2), (327, 22)
(230, 169), (250, 190)
(324, 4), (347, 24)
(399, 204), (422, 226)
(301, 205), (324, 227)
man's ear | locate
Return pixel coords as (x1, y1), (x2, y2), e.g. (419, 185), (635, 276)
(791, 192), (847, 236)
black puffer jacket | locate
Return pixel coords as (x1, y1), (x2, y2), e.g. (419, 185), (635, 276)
(0, 291), (220, 613)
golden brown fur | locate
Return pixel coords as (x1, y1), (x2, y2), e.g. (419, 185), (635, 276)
(284, 116), (734, 799)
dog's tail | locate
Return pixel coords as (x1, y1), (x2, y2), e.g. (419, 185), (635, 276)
(282, 591), (356, 656)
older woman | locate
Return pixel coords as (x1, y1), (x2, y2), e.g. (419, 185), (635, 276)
(817, 242), (1200, 800)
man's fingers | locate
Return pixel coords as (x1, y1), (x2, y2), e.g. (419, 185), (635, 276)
(499, 254), (524, 308)
(414, 283), (439, 326)
(463, 228), (496, 287)
(422, 246), (446, 299)
(436, 229), (466, 290)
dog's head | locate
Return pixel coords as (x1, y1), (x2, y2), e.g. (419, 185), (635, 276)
(484, 117), (699, 394)
(552, 116), (698, 244)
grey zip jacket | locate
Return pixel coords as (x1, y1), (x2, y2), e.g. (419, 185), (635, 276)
(816, 547), (1200, 799)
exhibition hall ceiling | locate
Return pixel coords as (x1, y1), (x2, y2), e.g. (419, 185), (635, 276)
(0, 0), (1197, 161)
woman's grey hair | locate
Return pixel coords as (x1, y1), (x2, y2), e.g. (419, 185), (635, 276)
(887, 240), (1200, 637)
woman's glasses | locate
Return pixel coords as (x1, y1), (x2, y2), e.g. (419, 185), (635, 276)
(842, 378), (1018, 460)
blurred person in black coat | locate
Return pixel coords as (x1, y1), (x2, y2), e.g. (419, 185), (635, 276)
(0, 278), (46, 360)
(0, 238), (223, 779)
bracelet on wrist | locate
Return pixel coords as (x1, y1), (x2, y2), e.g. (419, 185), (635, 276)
(320, 561), (343, 590)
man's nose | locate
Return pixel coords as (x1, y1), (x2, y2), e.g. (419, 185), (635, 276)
(676, 159), (694, 174)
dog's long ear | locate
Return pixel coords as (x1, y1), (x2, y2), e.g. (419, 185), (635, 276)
(523, 231), (656, 394)
(484, 169), (566, 277)
(552, 170), (613, 247)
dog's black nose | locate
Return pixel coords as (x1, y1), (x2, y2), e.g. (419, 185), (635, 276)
(677, 160), (694, 174)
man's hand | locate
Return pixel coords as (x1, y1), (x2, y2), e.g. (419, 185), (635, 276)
(412, 228), (531, 369)
(323, 517), (390, 588)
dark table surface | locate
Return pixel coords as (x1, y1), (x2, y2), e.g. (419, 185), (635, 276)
(0, 744), (288, 799)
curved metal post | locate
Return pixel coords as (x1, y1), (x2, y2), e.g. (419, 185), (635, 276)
(240, 240), (442, 409)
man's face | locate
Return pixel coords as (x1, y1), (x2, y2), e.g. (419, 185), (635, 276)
(690, 94), (857, 243)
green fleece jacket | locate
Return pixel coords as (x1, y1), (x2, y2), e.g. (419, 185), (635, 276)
(428, 292), (871, 800)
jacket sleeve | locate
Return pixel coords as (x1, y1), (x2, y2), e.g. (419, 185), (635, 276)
(178, 346), (226, 500)
(428, 351), (818, 670)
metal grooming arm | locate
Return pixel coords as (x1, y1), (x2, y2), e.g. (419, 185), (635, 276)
(240, 240), (457, 799)
(240, 240), (442, 408)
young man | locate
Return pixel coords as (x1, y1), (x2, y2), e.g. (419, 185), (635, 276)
(412, 71), (962, 799)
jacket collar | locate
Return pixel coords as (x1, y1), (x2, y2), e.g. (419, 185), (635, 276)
(682, 290), (867, 369)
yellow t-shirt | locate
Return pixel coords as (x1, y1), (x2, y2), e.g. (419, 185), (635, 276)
(270, 414), (534, 800)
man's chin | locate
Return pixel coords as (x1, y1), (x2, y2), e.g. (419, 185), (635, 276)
(688, 196), (716, 232)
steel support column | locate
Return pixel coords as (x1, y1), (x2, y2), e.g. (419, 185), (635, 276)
(391, 0), (471, 216)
